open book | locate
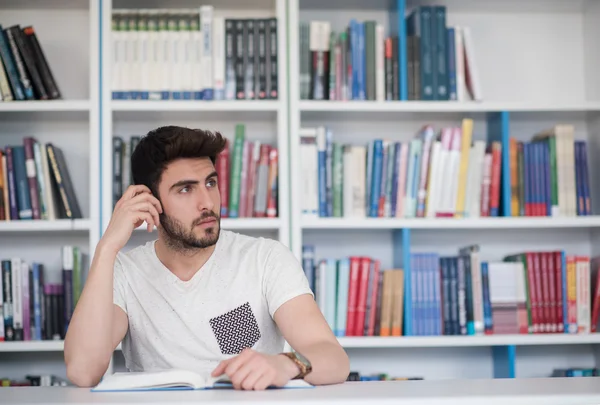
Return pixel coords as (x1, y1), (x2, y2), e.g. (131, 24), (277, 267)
(91, 369), (313, 392)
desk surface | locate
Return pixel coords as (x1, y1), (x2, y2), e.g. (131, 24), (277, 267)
(3, 377), (600, 405)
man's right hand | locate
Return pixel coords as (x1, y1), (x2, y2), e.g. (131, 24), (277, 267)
(99, 185), (163, 254)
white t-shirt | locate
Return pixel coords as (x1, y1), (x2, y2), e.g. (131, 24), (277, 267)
(112, 230), (313, 374)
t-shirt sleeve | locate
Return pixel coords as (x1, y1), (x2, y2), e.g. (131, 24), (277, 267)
(113, 253), (128, 314)
(262, 241), (314, 317)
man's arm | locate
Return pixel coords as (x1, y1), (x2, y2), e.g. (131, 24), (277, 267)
(64, 185), (162, 387)
(273, 294), (350, 385)
(63, 246), (128, 387)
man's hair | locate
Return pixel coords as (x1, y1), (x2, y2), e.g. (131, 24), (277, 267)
(131, 126), (227, 197)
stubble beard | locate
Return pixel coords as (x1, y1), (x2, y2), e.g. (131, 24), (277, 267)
(158, 211), (221, 254)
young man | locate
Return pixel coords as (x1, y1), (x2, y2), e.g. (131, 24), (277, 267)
(63, 126), (349, 390)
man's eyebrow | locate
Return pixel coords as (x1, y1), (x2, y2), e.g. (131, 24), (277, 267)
(169, 179), (199, 190)
(205, 170), (218, 180)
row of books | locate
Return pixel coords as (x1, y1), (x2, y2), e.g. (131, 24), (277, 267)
(299, 5), (481, 102)
(0, 247), (86, 342)
(302, 244), (600, 337)
(111, 8), (278, 101)
(299, 121), (590, 219)
(215, 125), (279, 218)
(0, 138), (82, 221)
(0, 24), (61, 102)
(0, 375), (68, 387)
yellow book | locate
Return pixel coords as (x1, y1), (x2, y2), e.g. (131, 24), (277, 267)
(454, 118), (473, 217)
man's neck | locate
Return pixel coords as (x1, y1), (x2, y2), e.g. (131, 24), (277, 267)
(153, 239), (216, 282)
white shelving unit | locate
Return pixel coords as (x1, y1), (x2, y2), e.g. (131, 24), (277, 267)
(0, 0), (100, 383)
(288, 0), (600, 381)
(4, 0), (600, 387)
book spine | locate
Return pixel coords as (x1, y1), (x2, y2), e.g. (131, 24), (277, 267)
(224, 19), (236, 100)
(201, 6), (214, 100)
(2, 260), (13, 341)
(11, 258), (22, 341)
(228, 125), (245, 218)
(23, 138), (41, 220)
(12, 146), (33, 220)
(0, 27), (25, 100)
(266, 18), (278, 99)
(212, 16), (225, 100)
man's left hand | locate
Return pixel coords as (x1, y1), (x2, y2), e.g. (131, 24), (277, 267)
(211, 348), (299, 390)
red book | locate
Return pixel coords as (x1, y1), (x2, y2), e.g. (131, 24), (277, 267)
(354, 257), (372, 337)
(540, 252), (552, 333)
(525, 253), (539, 333)
(546, 251), (557, 333)
(489, 142), (501, 216)
(532, 252), (544, 333)
(216, 141), (230, 218)
(345, 257), (361, 336)
(554, 251), (564, 333)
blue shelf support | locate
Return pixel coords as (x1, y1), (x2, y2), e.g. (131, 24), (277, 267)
(393, 228), (411, 335)
(486, 111), (511, 216)
(492, 345), (516, 378)
(396, 0), (408, 100)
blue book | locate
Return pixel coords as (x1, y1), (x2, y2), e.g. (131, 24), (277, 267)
(335, 258), (350, 337)
(369, 140), (383, 217)
(446, 28), (457, 100)
(317, 128), (327, 217)
(11, 146), (33, 220)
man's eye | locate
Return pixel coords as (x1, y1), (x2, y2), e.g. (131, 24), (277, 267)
(180, 186), (190, 193)
(207, 179), (217, 187)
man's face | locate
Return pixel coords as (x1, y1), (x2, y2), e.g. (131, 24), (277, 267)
(156, 157), (221, 251)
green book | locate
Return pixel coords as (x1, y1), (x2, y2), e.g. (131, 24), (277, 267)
(228, 125), (245, 217)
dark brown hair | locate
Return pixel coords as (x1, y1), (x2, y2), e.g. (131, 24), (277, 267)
(131, 126), (227, 197)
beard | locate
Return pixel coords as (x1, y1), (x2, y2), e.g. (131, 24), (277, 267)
(158, 211), (220, 253)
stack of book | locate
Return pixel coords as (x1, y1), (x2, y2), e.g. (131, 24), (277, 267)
(299, 121), (591, 219)
(0, 246), (86, 342)
(299, 5), (481, 102)
(0, 24), (61, 102)
(303, 244), (600, 337)
(111, 7), (278, 101)
(0, 138), (82, 221)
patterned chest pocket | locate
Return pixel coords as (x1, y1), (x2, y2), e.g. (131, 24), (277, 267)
(209, 302), (261, 355)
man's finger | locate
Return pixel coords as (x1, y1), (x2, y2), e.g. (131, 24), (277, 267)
(224, 349), (254, 377)
(211, 359), (230, 377)
(124, 184), (152, 200)
(229, 361), (257, 390)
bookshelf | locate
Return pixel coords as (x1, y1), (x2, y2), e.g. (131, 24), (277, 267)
(289, 0), (600, 381)
(3, 0), (600, 387)
(0, 0), (100, 385)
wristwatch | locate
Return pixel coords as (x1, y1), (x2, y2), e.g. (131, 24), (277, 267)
(282, 351), (312, 379)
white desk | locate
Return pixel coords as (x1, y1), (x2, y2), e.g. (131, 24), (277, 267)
(2, 377), (600, 405)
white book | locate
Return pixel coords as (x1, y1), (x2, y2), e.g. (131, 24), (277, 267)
(577, 259), (590, 333)
(453, 26), (467, 102)
(138, 10), (150, 99)
(300, 128), (318, 218)
(111, 14), (124, 98)
(147, 10), (162, 100)
(212, 16), (225, 100)
(200, 6), (214, 99)
(446, 128), (462, 215)
(425, 141), (441, 218)
(92, 369), (312, 392)
(191, 12), (203, 98)
(344, 145), (366, 218)
(11, 258), (22, 339)
(434, 128), (452, 216)
(466, 141), (486, 218)
(375, 23), (385, 102)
